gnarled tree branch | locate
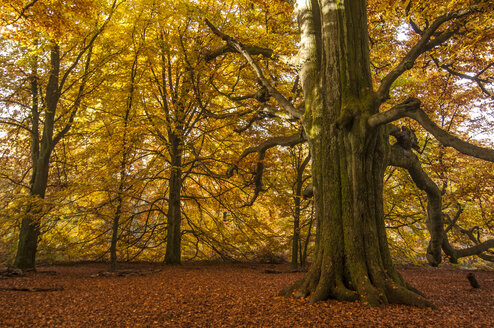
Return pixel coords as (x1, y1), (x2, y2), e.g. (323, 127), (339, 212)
(442, 208), (494, 263)
(205, 45), (273, 62)
(193, 132), (306, 206)
(388, 142), (444, 266)
(377, 7), (478, 101)
(431, 56), (493, 99)
(237, 132), (306, 206)
(369, 98), (494, 162)
(205, 19), (303, 120)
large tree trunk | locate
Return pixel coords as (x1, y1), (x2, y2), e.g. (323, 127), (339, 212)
(164, 132), (183, 264)
(281, 0), (431, 307)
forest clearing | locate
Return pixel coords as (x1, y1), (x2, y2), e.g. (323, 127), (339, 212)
(1, 262), (493, 327)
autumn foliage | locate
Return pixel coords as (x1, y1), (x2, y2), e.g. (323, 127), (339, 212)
(1, 262), (494, 327)
(0, 0), (493, 313)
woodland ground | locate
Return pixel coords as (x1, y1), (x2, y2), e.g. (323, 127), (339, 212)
(0, 262), (493, 327)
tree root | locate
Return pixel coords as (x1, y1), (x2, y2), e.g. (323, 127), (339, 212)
(280, 274), (434, 308)
(385, 282), (435, 308)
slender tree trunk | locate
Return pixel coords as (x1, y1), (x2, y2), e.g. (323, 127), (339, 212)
(109, 55), (136, 272)
(291, 154), (309, 270)
(281, 0), (431, 307)
(15, 45), (60, 270)
(291, 193), (301, 270)
(15, 152), (51, 269)
(299, 204), (313, 268)
(109, 194), (123, 272)
(164, 132), (183, 264)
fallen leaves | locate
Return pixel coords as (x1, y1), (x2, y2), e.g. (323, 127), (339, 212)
(0, 263), (492, 327)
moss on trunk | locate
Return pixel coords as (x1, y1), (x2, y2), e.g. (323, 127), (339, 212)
(282, 0), (433, 307)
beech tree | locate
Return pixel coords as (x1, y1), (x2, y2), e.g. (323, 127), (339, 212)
(0, 0), (118, 269)
(206, 0), (494, 307)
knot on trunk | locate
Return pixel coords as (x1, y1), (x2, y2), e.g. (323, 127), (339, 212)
(302, 184), (313, 199)
(254, 86), (270, 103)
(391, 126), (420, 151)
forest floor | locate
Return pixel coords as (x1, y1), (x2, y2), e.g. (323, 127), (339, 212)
(0, 262), (493, 327)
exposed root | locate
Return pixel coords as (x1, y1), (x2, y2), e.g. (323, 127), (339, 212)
(332, 279), (359, 302)
(279, 278), (303, 297)
(385, 282), (435, 308)
(280, 272), (435, 308)
(353, 276), (384, 307)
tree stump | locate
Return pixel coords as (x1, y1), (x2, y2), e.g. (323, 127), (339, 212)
(467, 273), (480, 288)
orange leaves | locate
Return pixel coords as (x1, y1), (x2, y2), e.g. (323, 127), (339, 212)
(1, 0), (104, 41)
(1, 263), (494, 327)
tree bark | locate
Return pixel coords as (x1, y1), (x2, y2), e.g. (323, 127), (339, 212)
(164, 132), (184, 265)
(109, 48), (138, 272)
(14, 45), (60, 270)
(292, 154), (310, 270)
(388, 144), (444, 267)
(13, 3), (113, 270)
(280, 0), (432, 307)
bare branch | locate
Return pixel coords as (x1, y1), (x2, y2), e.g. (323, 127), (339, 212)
(205, 45), (273, 62)
(442, 212), (494, 263)
(10, 0), (39, 23)
(377, 7), (478, 101)
(59, 0), (119, 92)
(431, 57), (493, 99)
(0, 119), (33, 133)
(388, 143), (443, 266)
(405, 2), (424, 35)
(192, 132), (306, 206)
(237, 133), (306, 161)
(205, 19), (302, 120)
(408, 106), (494, 162)
(444, 204), (463, 233)
(238, 132), (306, 206)
(52, 44), (94, 148)
(369, 97), (494, 162)
(368, 97), (421, 128)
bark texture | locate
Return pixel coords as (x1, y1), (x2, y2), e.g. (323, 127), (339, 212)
(13, 2), (115, 270)
(280, 0), (431, 307)
(291, 154), (310, 270)
(14, 46), (60, 270)
(164, 131), (184, 265)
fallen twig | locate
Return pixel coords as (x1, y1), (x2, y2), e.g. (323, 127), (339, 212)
(0, 287), (64, 292)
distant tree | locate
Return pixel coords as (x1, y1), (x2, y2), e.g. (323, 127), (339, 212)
(0, 0), (118, 269)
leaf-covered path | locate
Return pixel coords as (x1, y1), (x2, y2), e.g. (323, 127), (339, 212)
(1, 263), (492, 327)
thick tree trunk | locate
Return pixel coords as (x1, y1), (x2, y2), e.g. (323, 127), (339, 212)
(164, 132), (183, 265)
(281, 0), (431, 307)
(14, 207), (42, 270)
